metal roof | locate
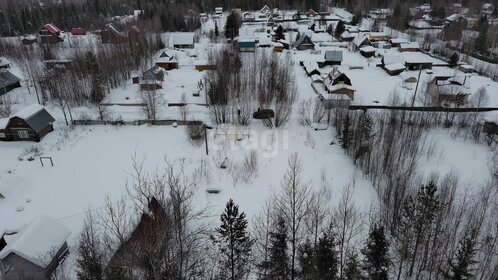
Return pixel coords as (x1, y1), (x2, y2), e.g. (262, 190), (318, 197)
(0, 70), (20, 95)
(324, 50), (343, 62)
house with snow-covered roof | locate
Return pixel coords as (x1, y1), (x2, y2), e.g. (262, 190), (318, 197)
(39, 24), (63, 44)
(0, 216), (71, 280)
(293, 34), (315, 50)
(323, 67), (355, 100)
(173, 33), (195, 49)
(0, 104), (55, 142)
(0, 70), (21, 96)
(352, 35), (372, 51)
(156, 50), (178, 70)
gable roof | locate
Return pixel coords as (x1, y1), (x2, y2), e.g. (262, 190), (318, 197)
(144, 65), (164, 81)
(325, 50), (343, 62)
(0, 70), (20, 90)
(42, 24), (61, 34)
(173, 33), (194, 46)
(12, 104), (55, 133)
(0, 216), (71, 268)
(293, 34), (314, 48)
(352, 35), (370, 47)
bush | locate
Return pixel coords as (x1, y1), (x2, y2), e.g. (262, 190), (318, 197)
(186, 121), (205, 145)
(19, 144), (44, 159)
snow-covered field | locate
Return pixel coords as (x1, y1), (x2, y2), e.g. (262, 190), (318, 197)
(1, 15), (497, 265)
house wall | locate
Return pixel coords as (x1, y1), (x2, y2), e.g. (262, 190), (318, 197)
(2, 117), (53, 142)
(1, 253), (46, 280)
(330, 88), (355, 99)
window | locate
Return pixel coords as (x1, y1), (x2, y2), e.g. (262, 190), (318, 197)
(0, 132), (5, 138)
(17, 130), (29, 139)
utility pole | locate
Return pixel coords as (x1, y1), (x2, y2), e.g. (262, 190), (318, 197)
(411, 65), (423, 107)
(204, 77), (210, 155)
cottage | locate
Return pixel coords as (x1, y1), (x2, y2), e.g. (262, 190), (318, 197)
(384, 63), (406, 75)
(273, 42), (284, 52)
(458, 64), (474, 73)
(0, 105), (55, 142)
(304, 62), (321, 76)
(306, 9), (318, 18)
(368, 32), (387, 42)
(324, 50), (343, 66)
(323, 67), (354, 100)
(238, 27), (256, 52)
(293, 34), (315, 50)
(140, 66), (164, 90)
(359, 46), (377, 58)
(0, 70), (21, 96)
(311, 74), (323, 83)
(352, 36), (372, 51)
(403, 53), (434, 70)
(21, 35), (37, 45)
(398, 42), (420, 52)
(215, 7), (223, 15)
(173, 33), (195, 49)
(260, 5), (271, 15)
(101, 23), (126, 44)
(439, 14), (467, 41)
(389, 38), (408, 47)
(107, 197), (168, 276)
(340, 31), (356, 42)
(156, 50), (178, 70)
(0, 216), (71, 280)
(39, 24), (63, 44)
(0, 57), (10, 69)
(71, 27), (86, 35)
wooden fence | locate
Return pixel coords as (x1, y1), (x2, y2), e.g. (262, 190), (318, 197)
(72, 119), (204, 126)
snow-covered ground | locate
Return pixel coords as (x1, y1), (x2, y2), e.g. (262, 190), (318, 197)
(1, 15), (497, 267)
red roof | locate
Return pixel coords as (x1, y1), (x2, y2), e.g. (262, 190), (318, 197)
(42, 24), (61, 34)
(71, 27), (86, 35)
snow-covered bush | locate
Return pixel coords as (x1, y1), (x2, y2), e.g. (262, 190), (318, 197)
(185, 121), (205, 145)
(19, 144), (44, 159)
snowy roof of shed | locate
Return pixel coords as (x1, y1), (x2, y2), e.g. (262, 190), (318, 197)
(0, 216), (71, 268)
(173, 33), (194, 45)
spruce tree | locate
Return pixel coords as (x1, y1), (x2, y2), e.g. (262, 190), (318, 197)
(267, 217), (290, 280)
(361, 224), (390, 280)
(341, 114), (351, 149)
(224, 12), (241, 39)
(446, 232), (477, 280)
(213, 199), (252, 280)
(76, 221), (103, 280)
(298, 239), (314, 280)
(84, 51), (105, 104)
(450, 52), (459, 67)
(334, 20), (345, 38)
(344, 254), (361, 280)
(215, 21), (219, 37)
(314, 232), (338, 280)
(275, 25), (285, 41)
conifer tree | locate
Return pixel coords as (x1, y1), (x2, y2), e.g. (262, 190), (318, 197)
(224, 12), (241, 39)
(84, 51), (105, 103)
(215, 20), (219, 37)
(344, 254), (361, 280)
(275, 25), (285, 41)
(314, 232), (338, 280)
(450, 52), (459, 67)
(213, 199), (252, 280)
(267, 217), (290, 280)
(446, 231), (478, 280)
(361, 224), (390, 280)
(334, 20), (345, 38)
(76, 218), (103, 280)
(298, 239), (314, 280)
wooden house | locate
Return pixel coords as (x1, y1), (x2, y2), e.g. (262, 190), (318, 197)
(352, 36), (372, 51)
(106, 197), (169, 277)
(0, 105), (55, 142)
(306, 9), (318, 18)
(39, 24), (63, 44)
(381, 54), (406, 75)
(173, 33), (195, 49)
(359, 46), (377, 58)
(324, 50), (343, 66)
(71, 27), (87, 35)
(156, 50), (178, 70)
(0, 70), (21, 96)
(439, 14), (467, 41)
(101, 23), (126, 44)
(323, 67), (355, 99)
(293, 34), (315, 50)
(398, 42), (420, 52)
(0, 216), (71, 280)
(21, 35), (37, 45)
(389, 38), (408, 48)
(368, 32), (387, 42)
(273, 42), (284, 52)
(403, 53), (433, 70)
(140, 66), (164, 90)
(483, 112), (498, 135)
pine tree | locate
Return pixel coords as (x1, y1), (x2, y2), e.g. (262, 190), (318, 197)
(213, 199), (252, 280)
(450, 52), (459, 67)
(298, 239), (314, 280)
(446, 231), (478, 280)
(84, 51), (105, 104)
(267, 217), (290, 280)
(474, 16), (489, 54)
(215, 20), (219, 37)
(314, 232), (338, 280)
(361, 224), (390, 280)
(76, 220), (103, 280)
(224, 12), (241, 39)
(275, 25), (285, 41)
(334, 20), (345, 38)
(344, 254), (361, 280)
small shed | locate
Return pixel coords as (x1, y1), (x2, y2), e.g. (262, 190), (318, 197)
(293, 34), (315, 50)
(71, 27), (87, 35)
(404, 53), (433, 70)
(21, 35), (37, 45)
(359, 46), (377, 58)
(384, 63), (406, 76)
(238, 38), (256, 52)
(458, 64), (474, 73)
(173, 33), (195, 49)
(0, 216), (71, 280)
(324, 50), (343, 66)
(273, 42), (284, 52)
(0, 104), (55, 142)
(0, 70), (21, 96)
(39, 24), (63, 44)
(399, 42), (420, 52)
(389, 38), (408, 47)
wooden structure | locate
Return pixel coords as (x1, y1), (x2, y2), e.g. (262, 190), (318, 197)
(71, 27), (86, 35)
(156, 50), (179, 70)
(293, 34), (315, 50)
(39, 24), (63, 44)
(0, 105), (55, 142)
(0, 70), (21, 96)
(323, 68), (354, 99)
(101, 23), (126, 44)
(21, 35), (37, 45)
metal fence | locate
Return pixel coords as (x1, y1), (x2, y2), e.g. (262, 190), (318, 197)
(72, 119), (203, 126)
